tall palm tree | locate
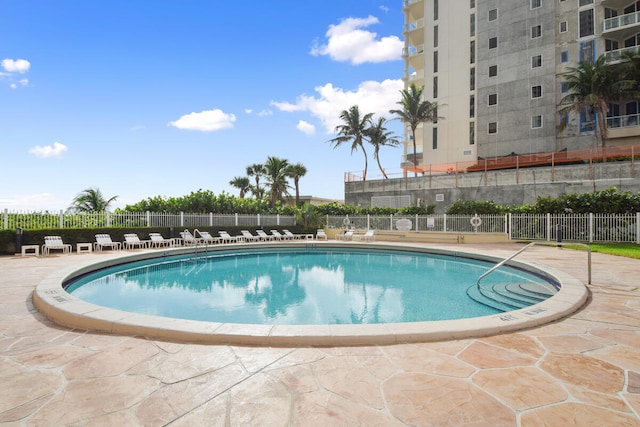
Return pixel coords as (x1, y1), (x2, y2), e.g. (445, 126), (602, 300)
(229, 176), (251, 198)
(559, 55), (633, 148)
(69, 187), (118, 213)
(389, 83), (439, 177)
(287, 163), (307, 206)
(264, 156), (291, 206)
(327, 105), (374, 181)
(366, 116), (400, 179)
(246, 163), (266, 200)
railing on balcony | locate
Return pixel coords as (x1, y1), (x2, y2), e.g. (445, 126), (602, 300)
(403, 0), (424, 8)
(404, 18), (424, 33)
(607, 113), (640, 129)
(402, 44), (424, 57)
(604, 45), (640, 63)
(404, 69), (424, 82)
(603, 11), (640, 32)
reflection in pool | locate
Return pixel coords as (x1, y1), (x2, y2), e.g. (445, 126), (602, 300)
(65, 248), (555, 325)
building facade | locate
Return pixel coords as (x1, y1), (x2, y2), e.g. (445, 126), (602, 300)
(401, 0), (640, 172)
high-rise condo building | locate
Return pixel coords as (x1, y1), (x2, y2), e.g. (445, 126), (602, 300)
(402, 0), (640, 172)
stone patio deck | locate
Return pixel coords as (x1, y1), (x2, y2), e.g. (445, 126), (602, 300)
(1, 243), (639, 426)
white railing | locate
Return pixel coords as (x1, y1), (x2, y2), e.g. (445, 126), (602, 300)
(325, 213), (640, 243)
(1, 210), (294, 231)
(3, 210), (639, 243)
(603, 11), (640, 32)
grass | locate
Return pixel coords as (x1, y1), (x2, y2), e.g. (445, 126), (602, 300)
(564, 243), (640, 259)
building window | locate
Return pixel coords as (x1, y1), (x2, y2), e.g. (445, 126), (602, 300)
(560, 50), (569, 63)
(580, 110), (595, 132)
(432, 128), (438, 150)
(560, 82), (569, 93)
(488, 93), (497, 106)
(434, 25), (438, 48)
(532, 54), (542, 68)
(531, 0), (541, 8)
(470, 41), (476, 63)
(488, 122), (498, 134)
(489, 65), (498, 77)
(433, 76), (438, 98)
(488, 8), (498, 21)
(532, 115), (543, 128)
(560, 21), (567, 33)
(434, 0), (439, 20)
(470, 67), (475, 90)
(532, 85), (543, 98)
(531, 25), (542, 39)
(469, 122), (475, 145)
(579, 9), (594, 37)
(579, 40), (595, 63)
(606, 39), (619, 52)
(579, 0), (593, 6)
(470, 95), (475, 118)
(470, 0), (475, 8)
(470, 13), (475, 37)
(433, 51), (438, 73)
(489, 37), (498, 49)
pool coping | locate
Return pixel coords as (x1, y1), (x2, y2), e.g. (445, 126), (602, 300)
(32, 242), (590, 346)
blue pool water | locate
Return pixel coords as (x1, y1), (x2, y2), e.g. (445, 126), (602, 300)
(65, 248), (555, 325)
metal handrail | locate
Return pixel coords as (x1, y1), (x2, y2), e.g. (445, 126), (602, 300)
(477, 242), (592, 292)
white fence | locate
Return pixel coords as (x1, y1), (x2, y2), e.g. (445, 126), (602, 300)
(325, 213), (640, 243)
(1, 210), (295, 230)
(3, 210), (639, 243)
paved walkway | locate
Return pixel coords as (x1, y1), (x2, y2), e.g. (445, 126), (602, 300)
(1, 243), (639, 426)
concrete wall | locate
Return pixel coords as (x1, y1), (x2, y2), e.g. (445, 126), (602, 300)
(345, 161), (640, 213)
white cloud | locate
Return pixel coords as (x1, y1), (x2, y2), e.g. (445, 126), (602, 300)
(28, 141), (68, 158)
(297, 120), (316, 136)
(310, 16), (402, 65)
(379, 5), (390, 13)
(257, 109), (273, 117)
(10, 78), (29, 89)
(0, 193), (66, 211)
(2, 58), (31, 73)
(168, 109), (236, 132)
(244, 108), (253, 114)
(272, 78), (404, 133)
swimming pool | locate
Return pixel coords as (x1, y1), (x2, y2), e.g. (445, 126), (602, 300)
(64, 247), (557, 324)
(33, 242), (589, 345)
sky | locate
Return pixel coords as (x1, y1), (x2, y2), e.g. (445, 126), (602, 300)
(0, 1), (406, 211)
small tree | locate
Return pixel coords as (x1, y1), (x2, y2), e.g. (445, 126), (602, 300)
(328, 105), (374, 180)
(366, 117), (399, 179)
(287, 163), (307, 206)
(229, 176), (251, 198)
(68, 187), (118, 213)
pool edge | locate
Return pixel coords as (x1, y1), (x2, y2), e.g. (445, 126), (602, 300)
(32, 242), (590, 346)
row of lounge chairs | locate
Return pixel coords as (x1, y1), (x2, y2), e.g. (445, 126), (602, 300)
(40, 229), (329, 255)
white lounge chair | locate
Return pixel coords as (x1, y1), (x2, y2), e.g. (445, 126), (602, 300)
(316, 229), (328, 240)
(283, 229), (312, 240)
(336, 230), (354, 241)
(94, 234), (121, 251)
(241, 230), (261, 242)
(270, 230), (289, 240)
(42, 236), (72, 256)
(194, 229), (220, 244)
(123, 233), (148, 249)
(256, 230), (276, 241)
(180, 230), (202, 246)
(218, 231), (243, 243)
(149, 233), (173, 248)
(353, 230), (375, 241)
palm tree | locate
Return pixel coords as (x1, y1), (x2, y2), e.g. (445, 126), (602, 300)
(389, 83), (439, 177)
(287, 163), (307, 206)
(366, 117), (400, 179)
(264, 156), (291, 206)
(559, 55), (633, 148)
(246, 163), (266, 200)
(327, 105), (374, 180)
(229, 176), (251, 198)
(68, 187), (118, 213)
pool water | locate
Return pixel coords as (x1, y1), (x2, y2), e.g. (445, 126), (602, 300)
(65, 248), (554, 325)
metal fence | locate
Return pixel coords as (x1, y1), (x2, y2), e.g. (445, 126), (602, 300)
(1, 210), (295, 230)
(3, 209), (639, 243)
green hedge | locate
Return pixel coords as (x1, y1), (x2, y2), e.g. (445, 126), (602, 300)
(0, 226), (311, 256)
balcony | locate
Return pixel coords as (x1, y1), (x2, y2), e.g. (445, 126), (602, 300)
(403, 0), (424, 21)
(602, 11), (640, 39)
(607, 113), (640, 139)
(404, 18), (425, 46)
(403, 44), (425, 71)
(601, 0), (633, 9)
(604, 45), (640, 63)
(403, 69), (425, 84)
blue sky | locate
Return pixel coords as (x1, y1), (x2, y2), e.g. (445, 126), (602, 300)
(1, 1), (405, 211)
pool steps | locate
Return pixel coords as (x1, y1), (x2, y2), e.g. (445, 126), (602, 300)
(466, 282), (557, 312)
